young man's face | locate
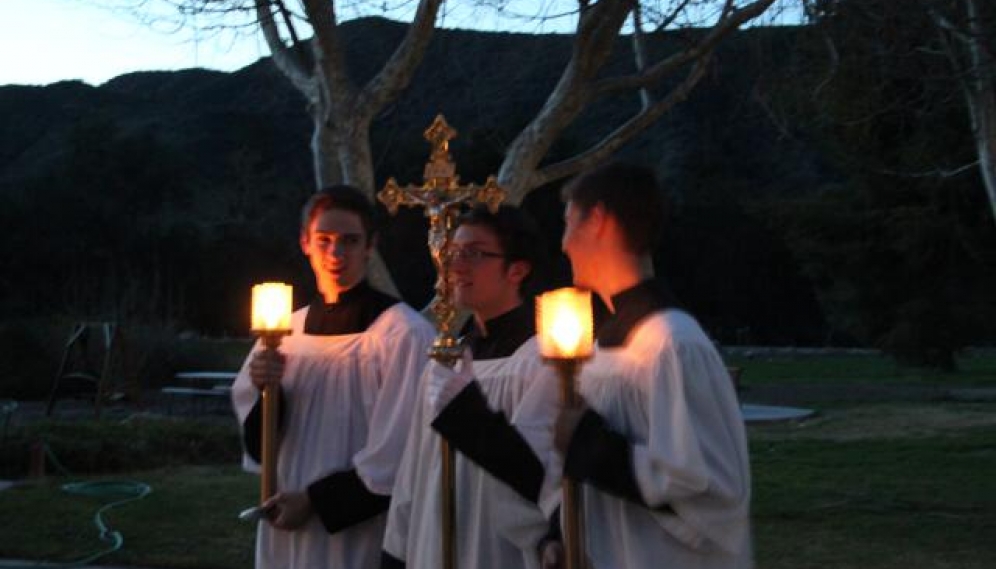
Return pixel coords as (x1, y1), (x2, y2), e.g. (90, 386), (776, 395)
(450, 224), (526, 322)
(561, 200), (599, 290)
(300, 208), (372, 301)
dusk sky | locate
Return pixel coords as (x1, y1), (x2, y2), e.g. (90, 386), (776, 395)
(0, 0), (577, 87)
(2, 1), (798, 87)
(2, 0), (267, 86)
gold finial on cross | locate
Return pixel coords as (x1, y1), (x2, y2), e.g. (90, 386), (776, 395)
(424, 115), (455, 182)
(377, 114), (506, 365)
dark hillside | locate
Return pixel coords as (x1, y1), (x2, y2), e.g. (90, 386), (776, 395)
(1, 17), (992, 360)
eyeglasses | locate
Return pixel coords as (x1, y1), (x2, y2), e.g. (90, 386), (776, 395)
(447, 246), (505, 264)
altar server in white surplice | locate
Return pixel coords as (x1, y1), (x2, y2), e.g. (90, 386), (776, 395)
(232, 185), (435, 569)
(382, 206), (561, 569)
(551, 162), (753, 569)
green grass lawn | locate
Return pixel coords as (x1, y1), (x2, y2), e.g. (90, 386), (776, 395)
(751, 422), (996, 568)
(1, 353), (994, 568)
(0, 465), (256, 569)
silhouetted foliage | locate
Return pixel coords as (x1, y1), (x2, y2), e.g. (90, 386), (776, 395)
(764, 0), (996, 368)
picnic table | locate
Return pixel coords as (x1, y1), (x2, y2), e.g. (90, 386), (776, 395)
(161, 371), (238, 414)
(173, 371), (238, 386)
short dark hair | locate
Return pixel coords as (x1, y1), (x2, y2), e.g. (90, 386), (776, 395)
(561, 161), (665, 254)
(456, 205), (548, 298)
(300, 185), (378, 240)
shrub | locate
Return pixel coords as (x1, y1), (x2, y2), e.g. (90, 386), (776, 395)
(0, 416), (241, 478)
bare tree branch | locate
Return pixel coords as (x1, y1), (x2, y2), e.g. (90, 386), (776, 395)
(497, 0), (635, 200)
(812, 15), (841, 101)
(496, 0), (779, 200)
(255, 0), (315, 99)
(928, 2), (978, 138)
(875, 160), (980, 179)
(651, 0), (692, 33)
(925, 2), (975, 46)
(534, 52), (713, 186)
(593, 0), (776, 97)
(357, 0), (444, 122)
(631, 3), (652, 110)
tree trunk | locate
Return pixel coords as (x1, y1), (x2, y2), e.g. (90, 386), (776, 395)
(250, 0), (777, 294)
(311, 109), (341, 189)
(975, 90), (996, 224)
(964, 0), (996, 224)
(308, 102), (398, 295)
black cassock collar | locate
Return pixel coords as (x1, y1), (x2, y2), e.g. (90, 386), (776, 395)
(461, 302), (536, 360)
(303, 280), (398, 336)
(595, 278), (680, 348)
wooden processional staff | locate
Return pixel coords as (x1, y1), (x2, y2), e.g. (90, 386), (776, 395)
(377, 114), (505, 569)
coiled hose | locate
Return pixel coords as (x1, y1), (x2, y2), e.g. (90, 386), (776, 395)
(0, 441), (152, 568)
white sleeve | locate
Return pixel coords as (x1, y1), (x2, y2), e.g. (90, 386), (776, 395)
(509, 356), (563, 518)
(496, 350), (563, 551)
(230, 307), (308, 474)
(382, 367), (430, 560)
(631, 338), (751, 552)
(353, 306), (435, 495)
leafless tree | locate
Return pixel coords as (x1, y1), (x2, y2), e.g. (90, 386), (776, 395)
(801, 0), (996, 224)
(111, 0), (780, 291)
(926, 0), (996, 224)
(118, 0), (779, 197)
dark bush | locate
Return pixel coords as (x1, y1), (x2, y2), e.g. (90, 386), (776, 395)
(0, 320), (66, 400)
(0, 417), (241, 478)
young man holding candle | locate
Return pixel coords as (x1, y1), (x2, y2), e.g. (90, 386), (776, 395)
(381, 205), (562, 569)
(231, 184), (436, 569)
(552, 161), (752, 568)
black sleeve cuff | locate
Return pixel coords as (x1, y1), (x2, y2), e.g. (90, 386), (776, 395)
(563, 409), (648, 507)
(431, 381), (545, 504)
(380, 551), (406, 569)
(242, 387), (287, 463)
(307, 469), (390, 534)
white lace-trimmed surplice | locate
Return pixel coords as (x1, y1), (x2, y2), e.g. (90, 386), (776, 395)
(576, 309), (752, 569)
(383, 337), (561, 569)
(232, 303), (434, 569)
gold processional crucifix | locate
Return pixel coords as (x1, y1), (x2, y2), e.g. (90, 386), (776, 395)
(379, 114), (505, 363)
(377, 114), (505, 569)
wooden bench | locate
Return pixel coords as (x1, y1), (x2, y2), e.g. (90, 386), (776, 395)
(161, 386), (229, 398)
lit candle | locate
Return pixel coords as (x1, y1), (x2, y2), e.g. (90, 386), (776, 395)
(536, 287), (593, 360)
(536, 286), (593, 569)
(251, 282), (293, 334)
(250, 282), (292, 508)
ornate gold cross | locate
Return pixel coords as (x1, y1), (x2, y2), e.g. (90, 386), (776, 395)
(378, 114), (506, 364)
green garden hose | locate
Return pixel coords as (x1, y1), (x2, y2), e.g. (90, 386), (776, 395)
(0, 442), (152, 568)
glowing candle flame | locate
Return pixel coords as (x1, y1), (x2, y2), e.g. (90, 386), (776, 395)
(251, 282), (293, 333)
(537, 287), (593, 359)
